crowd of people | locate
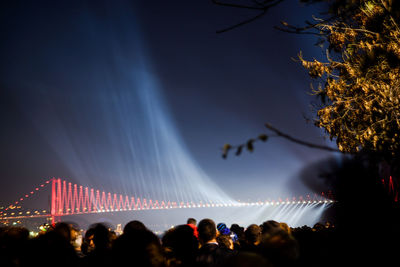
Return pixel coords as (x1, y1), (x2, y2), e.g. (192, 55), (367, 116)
(0, 217), (341, 267)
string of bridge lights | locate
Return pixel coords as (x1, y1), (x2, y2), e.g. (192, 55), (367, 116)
(0, 178), (336, 220)
(0, 180), (51, 218)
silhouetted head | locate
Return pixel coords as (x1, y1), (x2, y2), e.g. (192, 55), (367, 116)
(197, 218), (216, 245)
(217, 234), (233, 250)
(245, 224), (262, 245)
(89, 223), (111, 250)
(260, 220), (280, 235)
(278, 222), (291, 235)
(123, 220), (147, 235)
(162, 224), (199, 266)
(230, 223), (245, 241)
(28, 227), (79, 267)
(54, 222), (72, 242)
(186, 218), (197, 225)
(113, 229), (165, 267)
(258, 230), (299, 267)
(0, 226), (30, 267)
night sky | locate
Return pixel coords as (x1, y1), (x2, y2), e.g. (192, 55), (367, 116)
(0, 1), (337, 226)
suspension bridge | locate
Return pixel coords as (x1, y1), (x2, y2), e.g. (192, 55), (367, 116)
(0, 178), (336, 225)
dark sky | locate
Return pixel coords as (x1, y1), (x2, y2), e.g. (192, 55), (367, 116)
(0, 0), (337, 212)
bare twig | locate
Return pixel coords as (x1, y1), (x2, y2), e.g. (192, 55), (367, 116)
(212, 0), (284, 33)
(222, 123), (344, 158)
(264, 123), (342, 152)
(212, 0), (273, 10)
(217, 9), (268, 33)
(273, 26), (325, 36)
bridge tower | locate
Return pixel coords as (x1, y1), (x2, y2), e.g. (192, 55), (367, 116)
(50, 178), (59, 225)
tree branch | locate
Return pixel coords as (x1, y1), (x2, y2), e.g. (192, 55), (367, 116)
(222, 123), (344, 158)
(212, 0), (284, 33)
(264, 123), (342, 152)
(216, 9), (268, 33)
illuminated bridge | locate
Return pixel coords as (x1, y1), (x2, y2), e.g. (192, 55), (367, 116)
(0, 178), (335, 224)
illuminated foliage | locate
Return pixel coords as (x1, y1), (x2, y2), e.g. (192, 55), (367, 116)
(217, 0), (400, 160)
(299, 0), (400, 157)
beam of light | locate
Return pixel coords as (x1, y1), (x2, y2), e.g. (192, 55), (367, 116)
(142, 201), (331, 230)
(6, 2), (332, 228)
(287, 203), (307, 226)
(275, 203), (301, 223)
(18, 4), (236, 207)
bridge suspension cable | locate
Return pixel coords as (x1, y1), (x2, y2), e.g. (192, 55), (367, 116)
(0, 177), (335, 223)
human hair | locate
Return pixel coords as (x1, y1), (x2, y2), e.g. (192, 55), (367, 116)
(90, 223), (111, 249)
(260, 220), (280, 234)
(112, 229), (165, 267)
(197, 218), (216, 244)
(279, 222), (291, 235)
(258, 230), (299, 267)
(217, 234), (233, 250)
(245, 224), (262, 245)
(123, 220), (147, 235)
(162, 224), (199, 266)
(186, 218), (197, 225)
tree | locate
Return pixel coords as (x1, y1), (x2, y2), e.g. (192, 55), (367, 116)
(216, 2), (400, 260)
(217, 0), (400, 208)
(218, 0), (400, 162)
(299, 0), (400, 158)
